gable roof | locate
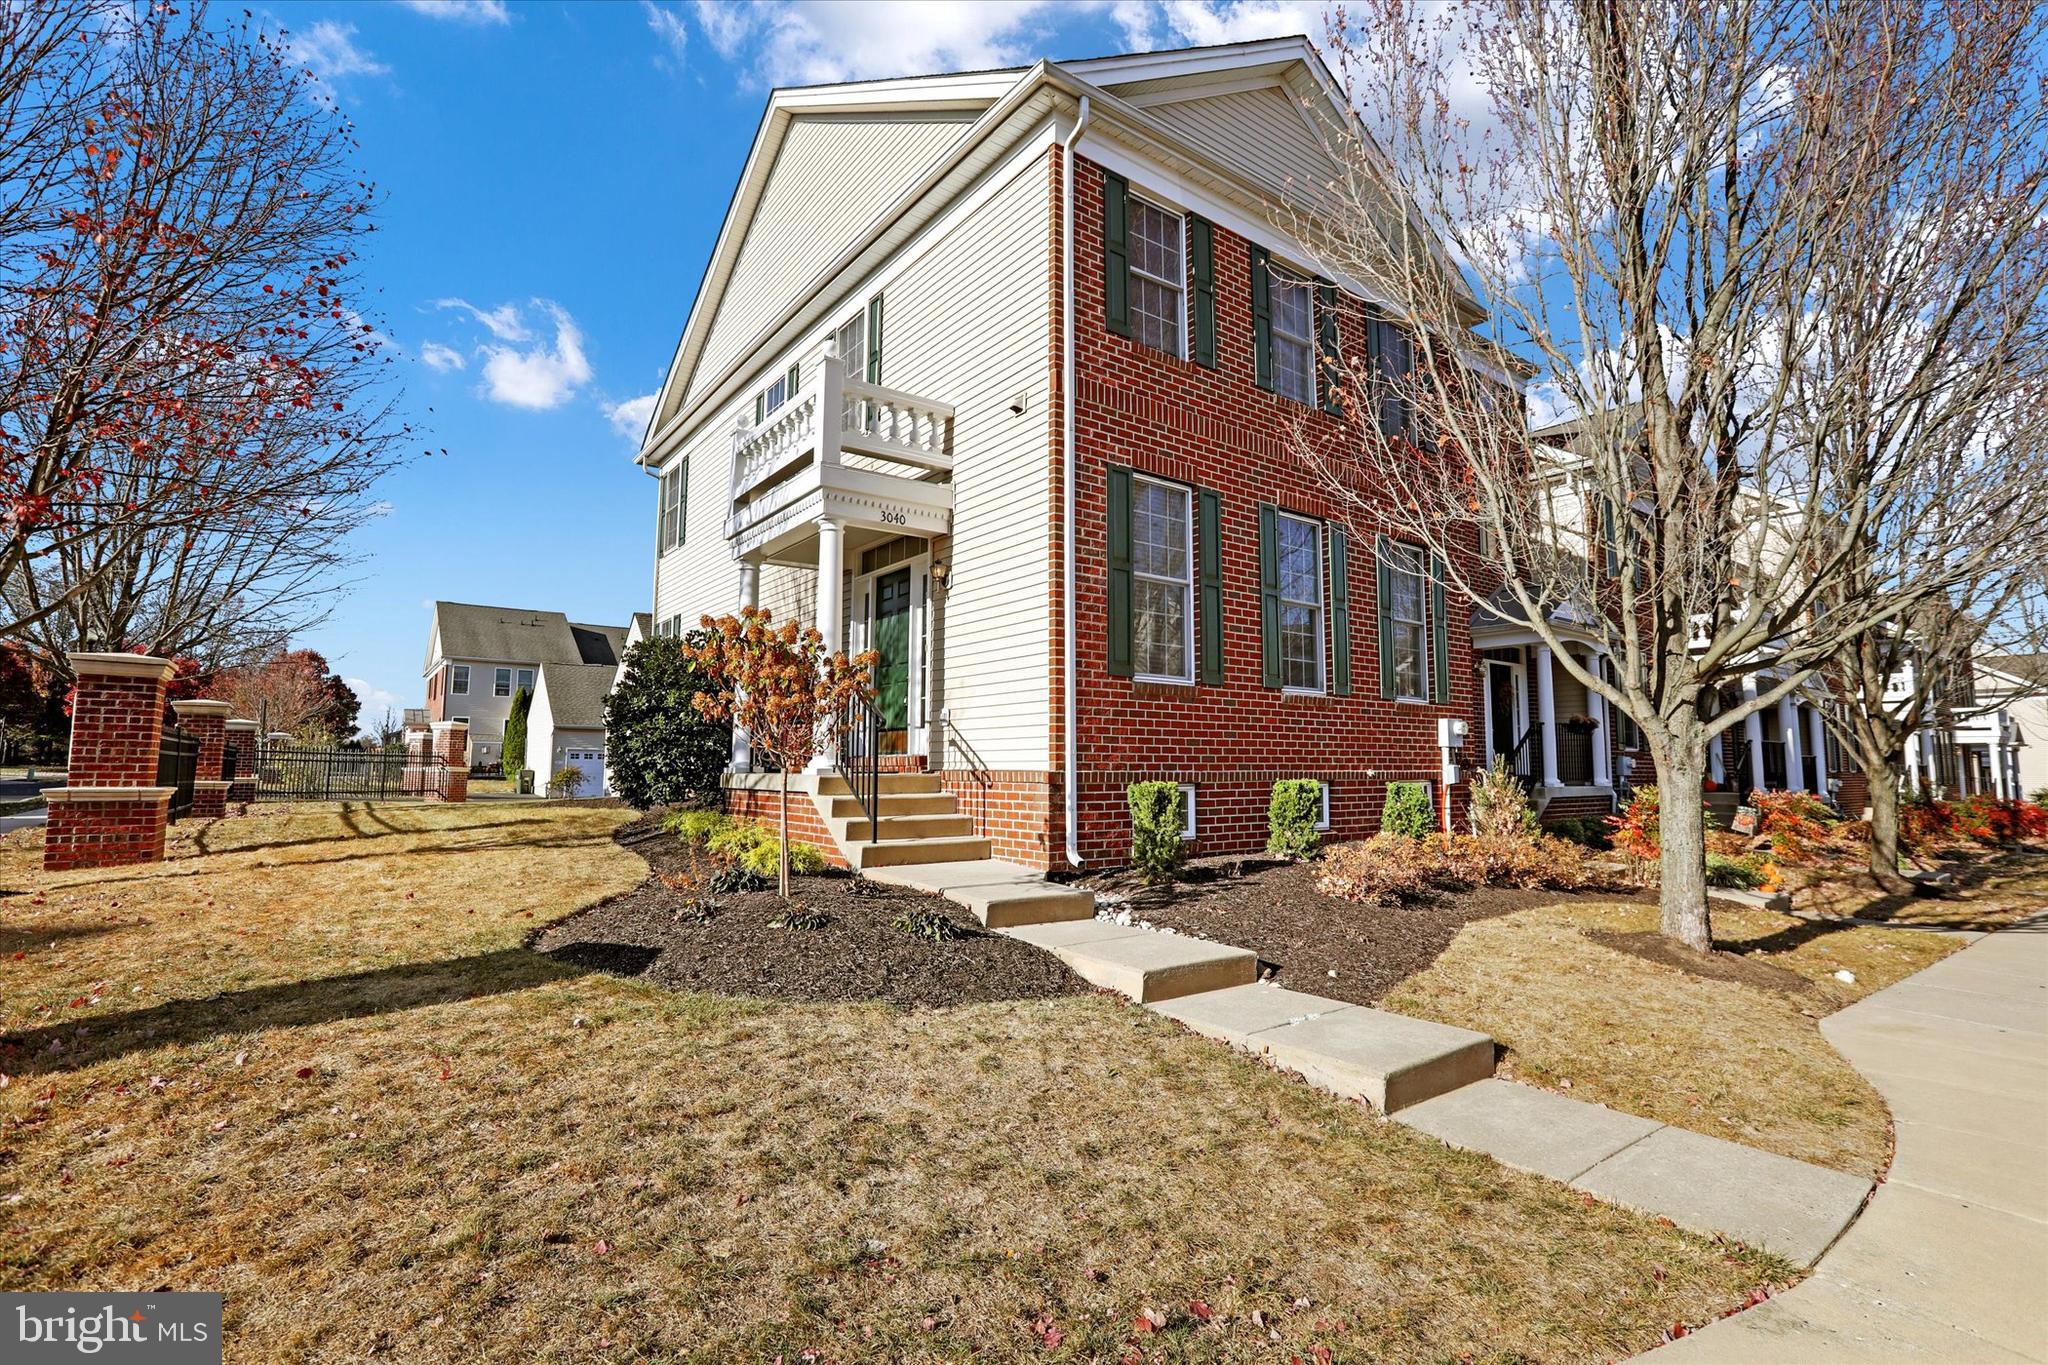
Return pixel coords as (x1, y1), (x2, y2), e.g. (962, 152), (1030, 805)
(535, 661), (617, 731)
(640, 35), (1431, 464)
(426, 601), (627, 675)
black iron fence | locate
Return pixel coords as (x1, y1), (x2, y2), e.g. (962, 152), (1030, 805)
(157, 724), (199, 821)
(256, 745), (419, 802)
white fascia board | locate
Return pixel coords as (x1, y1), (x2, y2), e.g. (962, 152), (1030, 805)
(1065, 36), (1317, 85)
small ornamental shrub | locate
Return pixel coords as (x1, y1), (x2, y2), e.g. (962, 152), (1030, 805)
(1608, 785), (1663, 862)
(1380, 781), (1435, 840)
(739, 835), (824, 880)
(1900, 793), (1955, 848)
(1317, 831), (1605, 905)
(1749, 789), (1837, 862)
(1705, 852), (1769, 889)
(2032, 786), (2048, 806)
(546, 767), (588, 799)
(664, 808), (730, 846)
(1267, 779), (1324, 859)
(769, 903), (828, 930)
(674, 898), (719, 925)
(1547, 815), (1612, 849)
(892, 905), (969, 943)
(1126, 780), (1187, 883)
(707, 820), (771, 862)
(1468, 757), (1538, 839)
(707, 864), (770, 895)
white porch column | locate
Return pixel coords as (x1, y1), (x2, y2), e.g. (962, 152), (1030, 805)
(810, 517), (845, 772)
(1807, 705), (1830, 795)
(1923, 730), (1941, 795)
(1586, 651), (1612, 788)
(1535, 645), (1561, 788)
(1708, 726), (1727, 785)
(1778, 694), (1806, 792)
(1742, 675), (1767, 795)
(1904, 728), (1922, 790)
(728, 559), (762, 773)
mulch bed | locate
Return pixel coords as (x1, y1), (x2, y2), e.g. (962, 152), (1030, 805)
(1076, 856), (1656, 1008)
(533, 814), (1087, 1009)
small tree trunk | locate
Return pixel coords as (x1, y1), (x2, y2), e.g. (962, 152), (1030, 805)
(1867, 769), (1913, 892)
(777, 766), (791, 899)
(1657, 744), (1713, 952)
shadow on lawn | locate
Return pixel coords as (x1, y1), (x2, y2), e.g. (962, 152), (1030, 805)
(62, 831), (620, 892)
(0, 942), (659, 1077)
(186, 804), (567, 858)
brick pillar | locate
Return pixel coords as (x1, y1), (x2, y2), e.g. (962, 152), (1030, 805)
(171, 699), (234, 818)
(403, 722), (434, 796)
(431, 721), (468, 803)
(224, 719), (258, 808)
(44, 652), (176, 872)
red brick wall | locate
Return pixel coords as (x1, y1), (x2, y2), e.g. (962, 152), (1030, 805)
(68, 670), (170, 787)
(724, 783), (850, 869)
(44, 793), (172, 871)
(938, 769), (1053, 868)
(432, 724), (468, 803)
(1059, 152), (1479, 865)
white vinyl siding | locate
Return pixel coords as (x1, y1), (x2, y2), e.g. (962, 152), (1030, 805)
(1276, 512), (1324, 692)
(1145, 85), (1347, 214)
(1387, 543), (1429, 701)
(685, 111), (979, 406)
(1131, 476), (1193, 682)
(1127, 195), (1185, 358)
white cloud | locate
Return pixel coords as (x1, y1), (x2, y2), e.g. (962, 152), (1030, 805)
(644, 2), (689, 67)
(432, 297), (531, 342)
(690, 0), (1064, 87)
(1141, 0), (1325, 49)
(285, 20), (388, 85)
(344, 677), (405, 713)
(420, 340), (466, 373)
(397, 0), (510, 23)
(478, 301), (593, 410)
(606, 391), (660, 442)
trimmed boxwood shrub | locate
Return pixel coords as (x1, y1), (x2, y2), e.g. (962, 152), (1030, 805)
(1127, 780), (1187, 883)
(1380, 780), (1435, 839)
(603, 632), (732, 810)
(1268, 779), (1323, 859)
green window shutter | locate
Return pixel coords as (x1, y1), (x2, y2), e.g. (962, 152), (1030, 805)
(1600, 495), (1620, 574)
(787, 362), (801, 395)
(1190, 215), (1216, 368)
(1102, 170), (1131, 337)
(1329, 526), (1351, 695)
(1259, 503), (1282, 687)
(1107, 467), (1134, 677)
(753, 392), (764, 424)
(677, 457), (689, 548)
(1375, 535), (1397, 699)
(1430, 553), (1450, 702)
(1249, 244), (1273, 391)
(866, 294), (884, 383)
(1198, 488), (1223, 683)
(1317, 279), (1341, 415)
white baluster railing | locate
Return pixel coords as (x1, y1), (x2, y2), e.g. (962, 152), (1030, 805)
(839, 375), (954, 473)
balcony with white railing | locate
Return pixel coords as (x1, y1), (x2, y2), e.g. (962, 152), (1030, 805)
(723, 344), (956, 559)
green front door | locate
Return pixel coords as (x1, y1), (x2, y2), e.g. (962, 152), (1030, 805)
(873, 567), (912, 753)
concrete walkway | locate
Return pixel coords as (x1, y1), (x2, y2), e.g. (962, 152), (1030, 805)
(1651, 912), (2048, 1361)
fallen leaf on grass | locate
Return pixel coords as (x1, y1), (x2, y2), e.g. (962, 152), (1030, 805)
(1188, 1300), (1213, 1322)
(295, 1067), (314, 1079)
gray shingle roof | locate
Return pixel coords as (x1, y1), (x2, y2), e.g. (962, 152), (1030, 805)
(428, 602), (627, 672)
(538, 662), (617, 730)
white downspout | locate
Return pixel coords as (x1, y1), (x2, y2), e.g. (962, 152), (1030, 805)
(1062, 94), (1092, 869)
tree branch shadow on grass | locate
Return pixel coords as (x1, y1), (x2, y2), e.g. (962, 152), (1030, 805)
(54, 831), (623, 892)
(0, 922), (122, 957)
(186, 804), (562, 858)
(0, 942), (660, 1079)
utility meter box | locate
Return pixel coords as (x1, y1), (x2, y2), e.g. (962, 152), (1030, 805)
(1437, 717), (1469, 749)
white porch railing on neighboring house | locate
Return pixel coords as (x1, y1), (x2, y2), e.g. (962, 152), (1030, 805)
(725, 347), (954, 544)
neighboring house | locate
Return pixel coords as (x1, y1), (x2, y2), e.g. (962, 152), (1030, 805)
(526, 661), (619, 795)
(1893, 653), (2040, 801)
(634, 37), (1515, 868)
(423, 602), (627, 768)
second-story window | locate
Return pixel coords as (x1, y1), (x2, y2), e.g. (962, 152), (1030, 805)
(1385, 543), (1429, 700)
(451, 665), (469, 696)
(1270, 265), (1316, 406)
(1129, 196), (1185, 358)
(517, 668), (535, 694)
(494, 667), (513, 697)
(658, 460), (687, 553)
(1132, 475), (1193, 682)
(1277, 512), (1325, 691)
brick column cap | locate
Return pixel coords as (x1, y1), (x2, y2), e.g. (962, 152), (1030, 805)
(431, 719), (467, 732)
(69, 651), (176, 682)
(170, 699), (234, 718)
(267, 731), (293, 742)
(224, 718), (259, 732)
(45, 786), (176, 802)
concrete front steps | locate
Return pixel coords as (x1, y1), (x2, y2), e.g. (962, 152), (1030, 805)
(812, 773), (992, 870)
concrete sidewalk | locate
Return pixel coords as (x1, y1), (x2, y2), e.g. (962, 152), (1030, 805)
(1651, 912), (2048, 1362)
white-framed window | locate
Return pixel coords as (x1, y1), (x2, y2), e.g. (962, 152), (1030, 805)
(451, 714), (468, 726)
(1178, 784), (1198, 841)
(494, 667), (512, 697)
(1132, 475), (1194, 682)
(516, 668), (534, 694)
(1276, 511), (1325, 692)
(451, 665), (469, 696)
(835, 309), (866, 374)
(1128, 194), (1185, 357)
(1269, 263), (1315, 406)
(1386, 542), (1430, 701)
(658, 460), (687, 553)
(1315, 781), (1332, 831)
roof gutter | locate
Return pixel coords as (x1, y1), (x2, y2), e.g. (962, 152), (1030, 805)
(1062, 92), (1092, 870)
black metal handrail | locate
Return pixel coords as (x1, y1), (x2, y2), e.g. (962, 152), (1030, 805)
(1505, 720), (1543, 780)
(834, 693), (884, 844)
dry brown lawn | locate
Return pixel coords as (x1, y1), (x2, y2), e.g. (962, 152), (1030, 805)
(1384, 898), (1967, 1177)
(1784, 844), (2048, 929)
(2, 803), (1787, 1362)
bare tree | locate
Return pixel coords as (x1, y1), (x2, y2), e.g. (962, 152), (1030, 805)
(0, 3), (410, 664)
(1285, 0), (2048, 949)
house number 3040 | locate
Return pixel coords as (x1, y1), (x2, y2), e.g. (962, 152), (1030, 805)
(878, 509), (908, 525)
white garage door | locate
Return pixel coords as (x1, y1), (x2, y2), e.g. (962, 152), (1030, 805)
(562, 748), (605, 795)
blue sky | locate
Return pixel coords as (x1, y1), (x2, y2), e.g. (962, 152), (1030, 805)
(279, 0), (1328, 724)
